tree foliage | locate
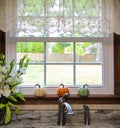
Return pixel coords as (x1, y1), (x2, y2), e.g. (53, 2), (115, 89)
(52, 42), (71, 53)
(17, 42), (44, 53)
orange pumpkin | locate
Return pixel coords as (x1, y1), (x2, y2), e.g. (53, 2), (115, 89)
(57, 83), (69, 97)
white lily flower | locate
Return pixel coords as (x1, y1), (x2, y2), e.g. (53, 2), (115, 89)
(3, 90), (11, 97)
(0, 65), (5, 72)
(11, 86), (19, 93)
(0, 66), (3, 72)
(20, 67), (27, 74)
(10, 68), (17, 77)
(6, 76), (23, 86)
(14, 77), (23, 84)
(0, 89), (3, 96)
(2, 85), (11, 97)
(0, 73), (4, 82)
(5, 77), (14, 85)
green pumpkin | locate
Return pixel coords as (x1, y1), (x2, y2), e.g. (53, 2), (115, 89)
(78, 84), (89, 97)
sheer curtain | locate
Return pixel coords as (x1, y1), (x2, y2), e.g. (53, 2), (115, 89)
(0, 0), (119, 37)
(0, 0), (17, 32)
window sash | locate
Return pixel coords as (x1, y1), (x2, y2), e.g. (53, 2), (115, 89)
(16, 41), (103, 87)
(6, 33), (114, 94)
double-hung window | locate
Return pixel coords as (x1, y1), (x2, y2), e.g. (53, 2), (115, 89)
(6, 36), (113, 95)
(6, 0), (114, 94)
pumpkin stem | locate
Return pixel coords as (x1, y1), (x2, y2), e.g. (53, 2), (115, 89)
(59, 83), (64, 88)
(83, 84), (89, 88)
(35, 83), (41, 88)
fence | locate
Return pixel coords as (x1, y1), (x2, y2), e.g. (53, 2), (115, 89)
(17, 53), (95, 62)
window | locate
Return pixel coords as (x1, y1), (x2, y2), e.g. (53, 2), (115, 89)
(6, 35), (114, 95)
(5, 0), (114, 95)
(17, 41), (102, 87)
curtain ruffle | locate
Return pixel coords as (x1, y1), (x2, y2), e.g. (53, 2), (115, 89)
(0, 0), (119, 37)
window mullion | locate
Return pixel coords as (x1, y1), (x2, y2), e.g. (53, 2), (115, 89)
(73, 42), (76, 86)
(44, 42), (47, 86)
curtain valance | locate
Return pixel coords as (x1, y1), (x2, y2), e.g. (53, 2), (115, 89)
(0, 0), (119, 37)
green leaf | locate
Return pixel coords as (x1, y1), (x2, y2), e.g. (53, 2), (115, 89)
(0, 103), (6, 109)
(8, 60), (16, 75)
(7, 101), (15, 107)
(5, 106), (11, 124)
(8, 95), (18, 102)
(14, 106), (19, 115)
(7, 102), (19, 114)
(11, 82), (22, 90)
(16, 92), (25, 101)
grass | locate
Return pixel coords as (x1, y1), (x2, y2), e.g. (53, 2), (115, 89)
(21, 65), (102, 87)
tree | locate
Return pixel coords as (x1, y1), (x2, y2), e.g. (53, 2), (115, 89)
(52, 42), (70, 53)
(17, 42), (44, 53)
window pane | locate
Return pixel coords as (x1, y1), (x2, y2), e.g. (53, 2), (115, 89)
(76, 65), (102, 86)
(75, 42), (102, 62)
(46, 42), (73, 63)
(46, 65), (73, 86)
(17, 41), (103, 87)
(17, 42), (44, 63)
(20, 65), (44, 85)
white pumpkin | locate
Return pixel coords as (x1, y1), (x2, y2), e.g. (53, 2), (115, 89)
(34, 84), (46, 97)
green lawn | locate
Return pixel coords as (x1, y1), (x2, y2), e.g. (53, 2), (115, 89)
(21, 65), (102, 87)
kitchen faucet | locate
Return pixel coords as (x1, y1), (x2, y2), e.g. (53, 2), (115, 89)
(57, 93), (74, 125)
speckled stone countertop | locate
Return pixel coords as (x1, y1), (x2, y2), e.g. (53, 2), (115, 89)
(0, 110), (120, 128)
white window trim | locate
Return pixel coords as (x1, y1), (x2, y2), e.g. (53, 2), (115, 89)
(6, 32), (114, 95)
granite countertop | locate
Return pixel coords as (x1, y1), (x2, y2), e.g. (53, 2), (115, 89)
(0, 110), (120, 128)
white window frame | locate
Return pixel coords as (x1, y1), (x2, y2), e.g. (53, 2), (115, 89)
(6, 32), (114, 95)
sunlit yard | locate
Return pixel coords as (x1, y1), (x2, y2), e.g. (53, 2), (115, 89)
(21, 65), (102, 87)
(17, 42), (102, 87)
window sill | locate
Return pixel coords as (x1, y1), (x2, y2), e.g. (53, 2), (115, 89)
(18, 94), (120, 105)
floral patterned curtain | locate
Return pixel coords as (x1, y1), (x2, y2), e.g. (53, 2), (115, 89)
(0, 0), (120, 37)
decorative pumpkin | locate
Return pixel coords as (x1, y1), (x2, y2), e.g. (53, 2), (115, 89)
(77, 84), (89, 97)
(34, 84), (46, 97)
(57, 83), (70, 97)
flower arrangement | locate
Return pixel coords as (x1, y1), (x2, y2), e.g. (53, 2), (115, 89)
(0, 53), (30, 124)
